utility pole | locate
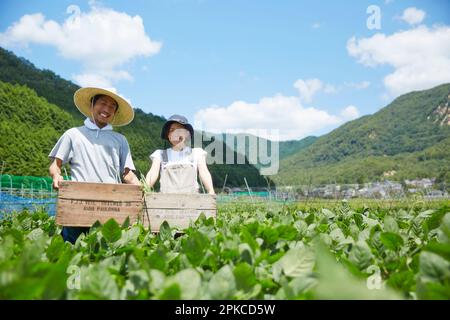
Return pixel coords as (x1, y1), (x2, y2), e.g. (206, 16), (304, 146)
(244, 177), (254, 203)
(221, 174), (228, 193)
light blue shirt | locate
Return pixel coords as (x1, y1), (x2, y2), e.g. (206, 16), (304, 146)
(49, 118), (136, 183)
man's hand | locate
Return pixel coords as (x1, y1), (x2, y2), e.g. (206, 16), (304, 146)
(49, 158), (63, 189)
(123, 168), (140, 185)
(52, 174), (64, 189)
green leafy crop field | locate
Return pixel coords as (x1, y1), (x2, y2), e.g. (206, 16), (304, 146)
(0, 200), (449, 300)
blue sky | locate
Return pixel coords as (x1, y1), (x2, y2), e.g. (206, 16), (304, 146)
(0, 0), (449, 140)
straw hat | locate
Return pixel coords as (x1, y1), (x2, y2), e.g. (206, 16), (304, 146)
(73, 87), (134, 126)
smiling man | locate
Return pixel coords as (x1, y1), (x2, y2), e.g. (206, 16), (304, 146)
(48, 87), (140, 243)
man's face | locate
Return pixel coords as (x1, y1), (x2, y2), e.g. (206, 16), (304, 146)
(91, 95), (118, 127)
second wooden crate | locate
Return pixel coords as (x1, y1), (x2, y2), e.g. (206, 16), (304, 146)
(143, 193), (217, 232)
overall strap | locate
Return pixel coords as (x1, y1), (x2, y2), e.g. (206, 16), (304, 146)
(162, 149), (169, 163)
(186, 148), (194, 163)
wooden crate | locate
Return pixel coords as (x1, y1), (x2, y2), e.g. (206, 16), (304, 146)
(56, 181), (143, 227)
(143, 193), (217, 232)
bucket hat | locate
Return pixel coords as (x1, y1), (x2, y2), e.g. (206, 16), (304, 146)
(161, 114), (194, 140)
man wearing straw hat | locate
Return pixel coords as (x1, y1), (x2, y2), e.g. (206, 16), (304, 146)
(49, 87), (140, 243)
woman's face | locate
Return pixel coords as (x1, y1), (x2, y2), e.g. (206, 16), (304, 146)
(168, 123), (190, 146)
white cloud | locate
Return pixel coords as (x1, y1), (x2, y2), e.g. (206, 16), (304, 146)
(72, 73), (112, 88)
(0, 5), (162, 87)
(194, 94), (359, 141)
(347, 25), (450, 96)
(73, 69), (133, 88)
(312, 22), (321, 29)
(340, 105), (360, 120)
(324, 84), (338, 94)
(400, 7), (426, 25)
(293, 78), (323, 103)
(293, 78), (344, 102)
(344, 81), (370, 89)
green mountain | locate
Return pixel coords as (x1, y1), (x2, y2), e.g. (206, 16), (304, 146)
(278, 137), (318, 159)
(0, 47), (81, 120)
(274, 83), (450, 186)
(0, 81), (76, 176)
(0, 47), (267, 188)
(209, 132), (317, 162)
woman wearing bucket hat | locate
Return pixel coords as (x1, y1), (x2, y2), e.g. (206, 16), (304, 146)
(48, 87), (140, 243)
(145, 115), (215, 194)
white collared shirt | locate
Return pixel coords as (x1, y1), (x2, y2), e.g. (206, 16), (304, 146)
(49, 118), (136, 183)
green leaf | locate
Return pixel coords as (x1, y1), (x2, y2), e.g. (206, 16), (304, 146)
(240, 228), (259, 253)
(440, 213), (450, 242)
(276, 224), (298, 241)
(91, 220), (102, 230)
(158, 283), (181, 300)
(424, 241), (450, 261)
(416, 209), (435, 220)
(244, 220), (259, 235)
(4, 228), (24, 246)
(80, 264), (120, 299)
(380, 232), (404, 251)
(317, 224), (328, 233)
(386, 270), (415, 293)
(182, 231), (209, 266)
(234, 262), (256, 292)
(419, 251), (450, 282)
(294, 220), (308, 235)
(46, 235), (65, 262)
(305, 213), (315, 225)
(121, 270), (149, 299)
(0, 235), (15, 262)
(101, 219), (121, 243)
(41, 262), (70, 299)
(27, 228), (45, 241)
(329, 228), (346, 243)
(261, 227), (279, 245)
(172, 269), (201, 299)
(148, 247), (167, 271)
(272, 246), (315, 281)
(283, 275), (317, 299)
(208, 265), (236, 299)
(416, 281), (450, 300)
(116, 225), (141, 247)
(384, 215), (399, 233)
(348, 241), (374, 270)
(322, 208), (335, 219)
(239, 243), (254, 265)
(121, 216), (130, 229)
(425, 209), (446, 232)
(159, 221), (172, 242)
(149, 269), (166, 293)
(313, 243), (402, 300)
